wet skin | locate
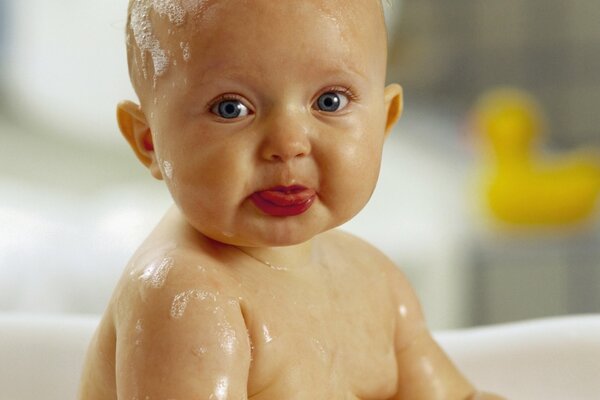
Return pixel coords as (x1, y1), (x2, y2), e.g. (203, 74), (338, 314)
(79, 0), (500, 398)
(80, 207), (473, 399)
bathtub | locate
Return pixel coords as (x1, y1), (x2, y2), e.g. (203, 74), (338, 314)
(0, 313), (598, 400)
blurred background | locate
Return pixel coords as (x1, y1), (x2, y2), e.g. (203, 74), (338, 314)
(391, 0), (600, 148)
(0, 0), (599, 330)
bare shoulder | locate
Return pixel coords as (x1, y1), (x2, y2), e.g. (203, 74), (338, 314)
(324, 229), (427, 335)
(113, 241), (244, 325)
(321, 235), (476, 398)
(111, 207), (244, 318)
(109, 244), (251, 398)
(81, 241), (244, 399)
(323, 229), (416, 292)
(322, 229), (393, 265)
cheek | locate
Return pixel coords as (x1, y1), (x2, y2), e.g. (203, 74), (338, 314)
(321, 131), (384, 215)
(343, 141), (382, 193)
(169, 142), (252, 206)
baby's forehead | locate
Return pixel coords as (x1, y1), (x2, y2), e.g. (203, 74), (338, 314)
(127, 0), (386, 94)
(132, 0), (385, 36)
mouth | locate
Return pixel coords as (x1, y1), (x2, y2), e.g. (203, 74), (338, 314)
(250, 185), (317, 217)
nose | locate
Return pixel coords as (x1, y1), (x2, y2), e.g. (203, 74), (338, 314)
(259, 110), (312, 162)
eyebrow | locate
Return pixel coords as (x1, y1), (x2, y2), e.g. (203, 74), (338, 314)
(192, 59), (369, 87)
(314, 63), (369, 82)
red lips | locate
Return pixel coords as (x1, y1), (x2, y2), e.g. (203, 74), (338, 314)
(251, 185), (317, 217)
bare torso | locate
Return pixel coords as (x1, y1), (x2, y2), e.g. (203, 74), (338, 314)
(79, 208), (473, 399)
(233, 239), (399, 399)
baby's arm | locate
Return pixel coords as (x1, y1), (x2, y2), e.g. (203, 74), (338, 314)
(115, 270), (251, 399)
(388, 264), (503, 399)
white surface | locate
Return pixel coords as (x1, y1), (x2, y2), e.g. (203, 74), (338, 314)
(4, 0), (135, 145)
(0, 179), (171, 314)
(0, 313), (598, 400)
(0, 314), (98, 400)
(436, 315), (600, 400)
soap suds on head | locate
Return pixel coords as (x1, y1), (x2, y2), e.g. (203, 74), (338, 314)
(130, 0), (169, 80)
(180, 41), (191, 62)
(152, 0), (186, 25)
(129, 0), (205, 84)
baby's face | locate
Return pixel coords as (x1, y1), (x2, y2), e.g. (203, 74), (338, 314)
(127, 0), (401, 247)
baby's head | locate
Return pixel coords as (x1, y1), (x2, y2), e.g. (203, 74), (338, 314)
(118, 0), (402, 247)
(124, 0), (391, 95)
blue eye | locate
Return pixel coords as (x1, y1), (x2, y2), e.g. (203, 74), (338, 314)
(316, 92), (349, 112)
(212, 99), (249, 119)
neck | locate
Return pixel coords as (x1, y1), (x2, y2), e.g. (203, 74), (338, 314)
(164, 205), (317, 270)
(236, 240), (315, 271)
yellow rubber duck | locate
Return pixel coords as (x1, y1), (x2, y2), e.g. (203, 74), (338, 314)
(471, 88), (600, 226)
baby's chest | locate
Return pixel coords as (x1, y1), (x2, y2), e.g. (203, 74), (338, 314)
(245, 298), (398, 398)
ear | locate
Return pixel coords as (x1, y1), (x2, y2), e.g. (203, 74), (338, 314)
(117, 101), (163, 180)
(383, 84), (403, 137)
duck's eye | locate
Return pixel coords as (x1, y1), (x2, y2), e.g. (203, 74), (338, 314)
(315, 92), (349, 112)
(212, 100), (249, 119)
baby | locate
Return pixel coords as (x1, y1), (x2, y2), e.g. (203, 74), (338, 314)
(80, 0), (501, 398)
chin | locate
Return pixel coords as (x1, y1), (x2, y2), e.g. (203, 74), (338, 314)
(193, 221), (319, 248)
(253, 218), (334, 247)
(256, 229), (318, 247)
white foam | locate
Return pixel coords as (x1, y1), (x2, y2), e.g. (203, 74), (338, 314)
(180, 0), (207, 13)
(180, 41), (191, 62)
(130, 0), (204, 84)
(130, 0), (170, 79)
(152, 0), (186, 26)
